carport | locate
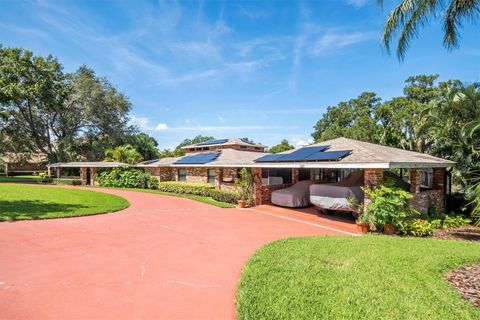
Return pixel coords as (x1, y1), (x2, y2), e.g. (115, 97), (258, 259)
(47, 162), (129, 185)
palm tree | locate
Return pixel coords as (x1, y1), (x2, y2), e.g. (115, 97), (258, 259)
(378, 0), (480, 60)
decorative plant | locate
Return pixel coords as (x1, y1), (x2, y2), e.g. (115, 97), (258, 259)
(234, 168), (254, 205)
(468, 171), (480, 226)
(363, 184), (416, 229)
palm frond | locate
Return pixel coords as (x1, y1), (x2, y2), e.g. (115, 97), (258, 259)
(444, 0), (480, 49)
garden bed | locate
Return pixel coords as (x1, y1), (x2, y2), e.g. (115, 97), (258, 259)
(446, 263), (480, 308)
(434, 226), (480, 242)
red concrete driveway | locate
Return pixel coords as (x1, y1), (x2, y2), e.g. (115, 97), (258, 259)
(0, 188), (357, 319)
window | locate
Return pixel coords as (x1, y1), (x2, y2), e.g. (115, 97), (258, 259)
(208, 169), (216, 184)
(421, 169), (433, 188)
(178, 169), (187, 182)
(261, 168), (292, 185)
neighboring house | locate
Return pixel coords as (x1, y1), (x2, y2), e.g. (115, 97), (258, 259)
(0, 152), (47, 175)
(138, 137), (454, 214)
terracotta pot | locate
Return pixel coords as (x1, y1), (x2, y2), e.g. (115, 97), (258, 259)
(384, 224), (396, 235)
(356, 220), (370, 234)
(237, 200), (246, 209)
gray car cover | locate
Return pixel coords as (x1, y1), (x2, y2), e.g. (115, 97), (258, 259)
(309, 171), (364, 212)
(309, 171), (409, 212)
(271, 180), (319, 208)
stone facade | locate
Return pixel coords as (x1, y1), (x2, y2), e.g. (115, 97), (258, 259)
(252, 167), (263, 205)
(363, 169), (384, 207)
(409, 168), (421, 194)
(411, 189), (444, 214)
(80, 167), (87, 186)
(145, 167), (175, 181)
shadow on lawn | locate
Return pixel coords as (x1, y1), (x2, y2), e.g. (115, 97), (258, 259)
(0, 199), (89, 221)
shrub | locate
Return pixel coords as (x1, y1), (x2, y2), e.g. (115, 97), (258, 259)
(53, 178), (82, 186)
(362, 184), (416, 229)
(396, 218), (435, 237)
(157, 181), (240, 204)
(234, 168), (253, 204)
(209, 189), (240, 204)
(442, 215), (471, 228)
(147, 177), (159, 189)
(96, 167), (150, 188)
(158, 182), (214, 196)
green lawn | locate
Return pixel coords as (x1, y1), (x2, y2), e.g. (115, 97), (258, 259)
(236, 235), (480, 320)
(0, 184), (129, 221)
(0, 175), (43, 183)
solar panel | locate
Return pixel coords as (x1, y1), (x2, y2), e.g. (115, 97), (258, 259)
(196, 139), (228, 146)
(276, 146), (329, 161)
(174, 152), (220, 164)
(141, 159), (159, 165)
(304, 150), (352, 161)
(254, 154), (284, 162)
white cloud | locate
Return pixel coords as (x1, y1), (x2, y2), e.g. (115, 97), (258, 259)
(155, 123), (168, 131)
(291, 138), (314, 148)
(310, 31), (376, 55)
(130, 115), (168, 131)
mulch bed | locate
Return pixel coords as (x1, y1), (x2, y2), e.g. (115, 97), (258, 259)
(446, 264), (480, 308)
(434, 226), (480, 242)
(438, 226), (480, 308)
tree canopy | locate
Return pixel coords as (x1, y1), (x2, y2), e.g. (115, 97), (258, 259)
(268, 139), (294, 154)
(378, 0), (480, 60)
(0, 46), (134, 162)
(311, 74), (480, 187)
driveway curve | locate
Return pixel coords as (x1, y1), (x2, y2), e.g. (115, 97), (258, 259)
(0, 187), (356, 319)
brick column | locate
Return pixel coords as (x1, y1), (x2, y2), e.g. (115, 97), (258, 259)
(364, 169), (384, 207)
(90, 167), (96, 185)
(80, 167), (87, 185)
(251, 167), (263, 206)
(215, 168), (223, 189)
(55, 167), (62, 178)
(409, 169), (421, 194)
(292, 168), (299, 184)
(432, 168), (446, 191)
(432, 167), (446, 213)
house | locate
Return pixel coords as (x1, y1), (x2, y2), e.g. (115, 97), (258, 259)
(0, 152), (47, 175)
(139, 137), (454, 214)
(47, 137), (454, 214)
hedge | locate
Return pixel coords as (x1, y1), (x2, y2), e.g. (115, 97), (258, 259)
(157, 181), (240, 204)
(52, 178), (83, 186)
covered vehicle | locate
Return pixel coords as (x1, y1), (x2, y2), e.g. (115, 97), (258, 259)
(271, 180), (319, 208)
(309, 171), (409, 213)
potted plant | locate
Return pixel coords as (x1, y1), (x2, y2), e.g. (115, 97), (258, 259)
(235, 168), (253, 209)
(356, 213), (370, 234)
(363, 184), (415, 235)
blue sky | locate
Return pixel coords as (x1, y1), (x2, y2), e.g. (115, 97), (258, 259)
(1, 0), (479, 150)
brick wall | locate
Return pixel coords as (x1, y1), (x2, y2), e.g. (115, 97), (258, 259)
(410, 190), (444, 214)
(252, 167), (263, 205)
(185, 167), (208, 184)
(409, 169), (421, 194)
(144, 167), (175, 181)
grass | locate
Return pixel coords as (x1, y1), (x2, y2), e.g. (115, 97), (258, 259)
(0, 184), (129, 221)
(90, 186), (236, 208)
(0, 175), (43, 183)
(236, 235), (480, 320)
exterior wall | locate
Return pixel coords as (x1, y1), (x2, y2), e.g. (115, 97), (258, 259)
(185, 167), (208, 184)
(292, 168), (299, 184)
(145, 167), (175, 181)
(410, 190), (444, 215)
(80, 167), (87, 186)
(409, 169), (421, 194)
(364, 169), (384, 207)
(184, 145), (265, 153)
(252, 167), (263, 205)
